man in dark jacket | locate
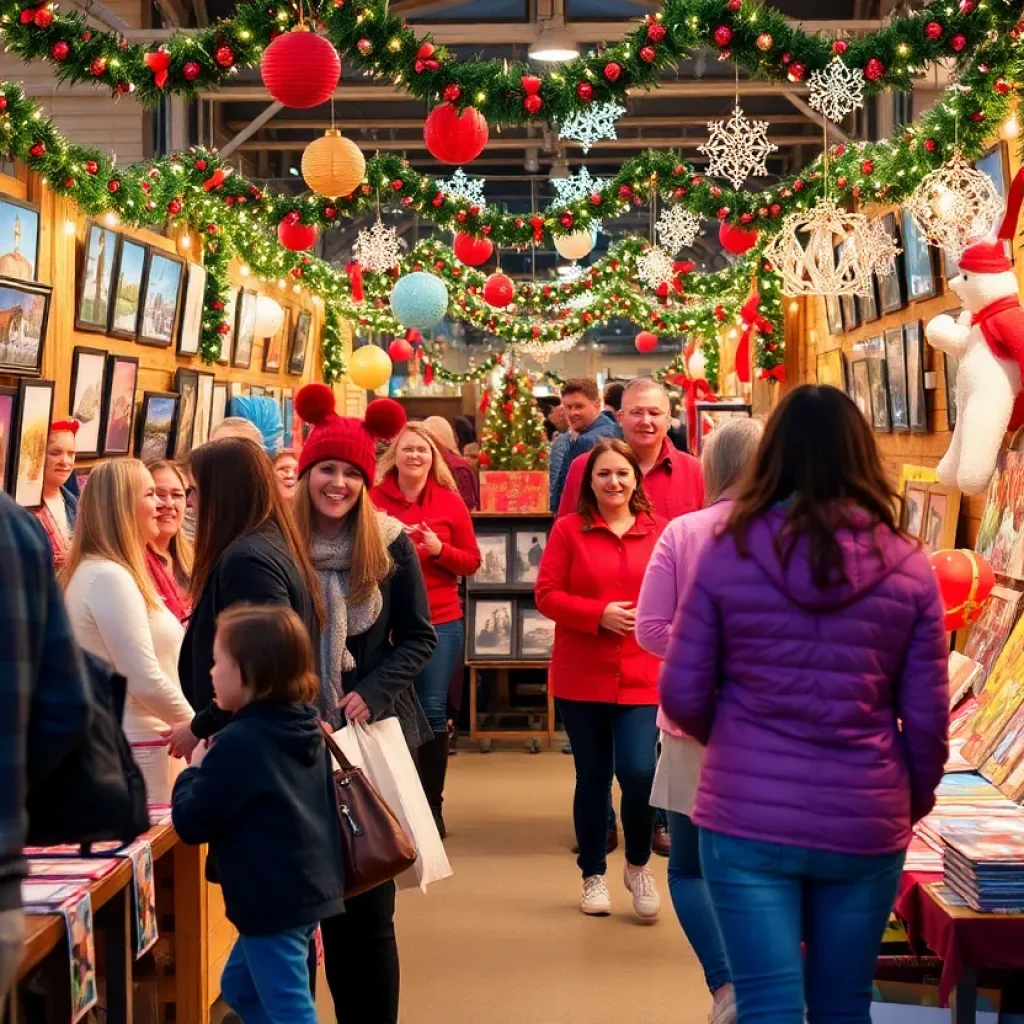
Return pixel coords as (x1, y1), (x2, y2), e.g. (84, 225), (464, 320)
(0, 493), (90, 1003)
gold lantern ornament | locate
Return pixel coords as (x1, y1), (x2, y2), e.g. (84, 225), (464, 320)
(301, 129), (366, 198)
(554, 229), (595, 261)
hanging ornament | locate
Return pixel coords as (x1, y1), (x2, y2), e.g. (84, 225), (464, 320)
(183, 61), (201, 81)
(144, 49), (171, 89)
(423, 104), (489, 164)
(390, 272), (449, 331)
(635, 330), (658, 353)
(301, 129), (365, 197)
(436, 167), (487, 208)
(558, 102), (627, 155)
(483, 273), (515, 308)
(657, 205), (701, 255)
(348, 345), (393, 390)
(636, 245), (676, 290)
(261, 28), (340, 108)
(858, 216), (901, 279)
(554, 229), (596, 261)
(904, 150), (1004, 260)
(254, 295), (285, 337)
(719, 220), (759, 254)
(278, 216), (318, 251)
(453, 231), (494, 266)
(756, 33), (773, 51)
(698, 106), (778, 189)
(353, 220), (402, 273)
(345, 261), (364, 302)
(551, 166), (607, 206)
(807, 56), (866, 123)
(388, 337), (414, 362)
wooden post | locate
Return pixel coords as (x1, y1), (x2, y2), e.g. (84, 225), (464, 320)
(172, 841), (209, 1024)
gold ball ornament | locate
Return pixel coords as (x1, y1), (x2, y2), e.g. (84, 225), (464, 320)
(301, 129), (366, 199)
(756, 32), (773, 51)
(553, 230), (595, 261)
(348, 344), (393, 390)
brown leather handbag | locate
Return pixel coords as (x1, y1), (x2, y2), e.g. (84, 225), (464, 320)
(321, 723), (418, 898)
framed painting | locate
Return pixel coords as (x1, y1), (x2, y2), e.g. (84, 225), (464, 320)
(877, 214), (906, 314)
(100, 355), (138, 456)
(0, 277), (50, 377)
(75, 222), (118, 332)
(263, 306), (288, 372)
(977, 143), (1009, 202)
(0, 196), (39, 282)
(138, 250), (184, 348)
(816, 347), (846, 390)
(823, 292), (844, 336)
(289, 310), (312, 376)
(514, 529), (548, 586)
(866, 356), (891, 433)
(69, 346), (107, 459)
(191, 371), (215, 449)
(517, 601), (554, 662)
(282, 389), (294, 449)
(904, 320), (928, 433)
(902, 479), (929, 538)
(108, 237), (148, 339)
(0, 384), (17, 493)
(233, 289), (257, 370)
(921, 484), (961, 554)
(694, 401), (751, 455)
(136, 392), (178, 462)
(248, 385), (266, 398)
(468, 597), (515, 661)
(901, 212), (938, 302)
(858, 275), (880, 324)
(177, 261), (206, 356)
(883, 327), (910, 433)
(836, 244), (860, 330)
(172, 368), (199, 460)
(217, 285), (239, 366)
(11, 378), (54, 509)
(848, 358), (872, 423)
(469, 530), (512, 590)
(211, 381), (228, 433)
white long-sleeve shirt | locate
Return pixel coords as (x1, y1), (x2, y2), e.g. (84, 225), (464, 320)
(64, 557), (194, 742)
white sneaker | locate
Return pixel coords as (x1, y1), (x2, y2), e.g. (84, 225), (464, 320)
(708, 989), (736, 1024)
(580, 875), (612, 916)
(623, 862), (661, 921)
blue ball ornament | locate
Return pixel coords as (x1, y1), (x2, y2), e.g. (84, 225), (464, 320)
(389, 272), (449, 331)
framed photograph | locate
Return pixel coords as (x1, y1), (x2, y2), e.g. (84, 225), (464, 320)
(901, 212), (938, 302)
(11, 378), (54, 508)
(69, 346), (107, 458)
(172, 368), (199, 460)
(514, 529), (548, 586)
(233, 289), (257, 369)
(866, 357), (891, 432)
(136, 392), (178, 462)
(282, 389), (294, 448)
(823, 292), (844, 336)
(836, 243), (860, 330)
(946, 351), (961, 429)
(0, 196), (39, 282)
(263, 306), (288, 372)
(977, 144), (1009, 201)
(217, 285), (239, 366)
(921, 484), (961, 554)
(816, 348), (846, 390)
(211, 381), (228, 433)
(266, 385), (282, 406)
(138, 251), (183, 348)
(904, 320), (928, 432)
(468, 597), (515, 661)
(177, 261), (206, 356)
(100, 355), (138, 456)
(75, 222), (118, 332)
(0, 385), (17, 493)
(858, 275), (880, 324)
(877, 214), (906, 314)
(0, 277), (50, 377)
(191, 371), (215, 449)
(248, 385), (266, 398)
(470, 531), (511, 589)
(848, 358), (872, 423)
(695, 401), (751, 455)
(883, 327), (910, 433)
(902, 480), (928, 538)
(108, 237), (148, 338)
(289, 310), (312, 376)
(517, 601), (555, 661)
(227, 381), (244, 402)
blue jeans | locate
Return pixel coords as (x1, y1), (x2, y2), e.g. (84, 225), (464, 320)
(700, 830), (905, 1024)
(558, 699), (657, 878)
(221, 924), (318, 1024)
(667, 813), (731, 994)
(414, 619), (463, 733)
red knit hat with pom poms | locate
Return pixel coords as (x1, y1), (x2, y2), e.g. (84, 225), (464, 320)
(294, 383), (406, 483)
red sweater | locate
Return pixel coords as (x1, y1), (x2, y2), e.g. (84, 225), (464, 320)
(535, 511), (667, 704)
(371, 473), (481, 625)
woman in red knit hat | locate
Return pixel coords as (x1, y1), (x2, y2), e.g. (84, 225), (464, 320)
(33, 418), (80, 568)
(371, 422), (481, 837)
(291, 383), (437, 1024)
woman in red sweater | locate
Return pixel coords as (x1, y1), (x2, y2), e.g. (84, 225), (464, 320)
(372, 423), (481, 834)
(536, 438), (667, 921)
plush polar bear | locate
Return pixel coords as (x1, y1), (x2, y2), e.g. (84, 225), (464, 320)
(925, 237), (1024, 495)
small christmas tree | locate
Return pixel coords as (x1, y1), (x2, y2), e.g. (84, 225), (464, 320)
(478, 359), (550, 472)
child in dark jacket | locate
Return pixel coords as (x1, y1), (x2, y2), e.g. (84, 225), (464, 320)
(172, 605), (344, 1024)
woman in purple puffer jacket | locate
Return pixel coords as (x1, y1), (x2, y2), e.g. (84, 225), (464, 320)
(659, 385), (949, 1024)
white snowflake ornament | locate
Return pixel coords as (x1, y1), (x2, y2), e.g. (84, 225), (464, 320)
(657, 205), (701, 255)
(558, 102), (627, 154)
(551, 166), (607, 206)
(636, 245), (676, 290)
(698, 105), (778, 189)
(807, 57), (865, 124)
(353, 220), (402, 273)
(436, 168), (487, 209)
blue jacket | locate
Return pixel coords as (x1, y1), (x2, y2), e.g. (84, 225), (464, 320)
(172, 701), (345, 935)
(549, 412), (622, 512)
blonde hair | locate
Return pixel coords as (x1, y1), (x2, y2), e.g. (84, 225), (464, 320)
(377, 423), (457, 491)
(211, 417), (263, 445)
(293, 476), (393, 605)
(145, 459), (194, 583)
(422, 416), (457, 452)
(61, 458), (162, 609)
(702, 418), (764, 504)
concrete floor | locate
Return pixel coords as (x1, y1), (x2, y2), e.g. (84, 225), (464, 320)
(313, 747), (712, 1024)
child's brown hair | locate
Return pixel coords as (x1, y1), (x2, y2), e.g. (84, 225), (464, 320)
(215, 605), (319, 705)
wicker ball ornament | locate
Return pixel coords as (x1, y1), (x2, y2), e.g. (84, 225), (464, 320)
(301, 130), (365, 198)
(389, 272), (449, 331)
(261, 28), (341, 109)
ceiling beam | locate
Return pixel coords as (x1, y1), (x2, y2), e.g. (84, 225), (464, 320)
(220, 101), (285, 158)
(783, 92), (851, 143)
(390, 0), (478, 15)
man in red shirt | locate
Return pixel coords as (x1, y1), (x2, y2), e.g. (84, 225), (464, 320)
(558, 378), (704, 521)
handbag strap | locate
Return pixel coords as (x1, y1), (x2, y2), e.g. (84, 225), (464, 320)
(319, 720), (356, 772)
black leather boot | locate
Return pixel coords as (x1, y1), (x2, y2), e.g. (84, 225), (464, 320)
(417, 731), (450, 838)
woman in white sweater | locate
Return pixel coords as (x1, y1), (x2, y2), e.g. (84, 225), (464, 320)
(62, 458), (194, 798)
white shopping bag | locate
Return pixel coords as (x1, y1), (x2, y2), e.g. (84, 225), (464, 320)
(331, 719), (452, 892)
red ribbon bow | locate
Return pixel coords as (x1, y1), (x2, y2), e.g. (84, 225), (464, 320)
(415, 43), (440, 73)
(345, 261), (364, 303)
(202, 167), (228, 192)
(736, 290), (774, 384)
(677, 374), (717, 454)
(529, 215), (545, 243)
(521, 75), (542, 95)
(759, 366), (786, 383)
(144, 49), (171, 89)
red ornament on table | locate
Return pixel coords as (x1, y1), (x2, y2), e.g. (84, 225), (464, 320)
(603, 62), (622, 82)
(483, 273), (515, 308)
(214, 45), (234, 68)
(719, 220), (759, 254)
(634, 330), (657, 353)
(51, 41), (69, 60)
(713, 25), (733, 47)
(453, 231), (493, 267)
(925, 21), (943, 40)
(576, 81), (593, 102)
(950, 33), (967, 52)
(278, 217), (318, 251)
(183, 61), (201, 81)
(928, 549), (995, 632)
(261, 30), (340, 108)
(423, 103), (489, 164)
(864, 57), (885, 81)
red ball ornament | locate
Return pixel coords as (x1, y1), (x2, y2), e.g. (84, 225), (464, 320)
(431, 193), (444, 207)
(970, 110), (986, 122)
(63, 177), (74, 187)
(560, 213), (574, 228)
(950, 33), (967, 52)
(19, 9), (32, 24)
(634, 330), (658, 353)
(107, 179), (120, 193)
(639, 45), (656, 63)
(324, 205), (337, 219)
(995, 77), (1011, 95)
(925, 21), (943, 41)
(423, 103), (489, 164)
(442, 83), (461, 102)
(261, 29), (340, 108)
(214, 45), (235, 68)
(647, 21), (666, 42)
(195, 158), (207, 171)
(482, 273), (514, 308)
(84, 160), (98, 175)
(167, 198), (182, 215)
(832, 40), (848, 54)
(603, 61), (622, 82)
(523, 94), (543, 114)
(81, 30), (90, 40)
(928, 549), (995, 632)
(576, 81), (593, 102)
(864, 57), (885, 81)
(387, 338), (414, 362)
(357, 38), (372, 56)
(787, 62), (806, 82)
(924, 138), (937, 152)
(861, 159), (874, 174)
(716, 207), (729, 220)
(770, 203), (781, 217)
(713, 25), (733, 47)
(183, 61), (201, 81)
(28, 142), (45, 158)
(959, 0), (976, 13)
(726, 0), (741, 8)
(453, 231), (493, 267)
(277, 217), (317, 251)
(837, 176), (848, 189)
(34, 7), (53, 27)
(719, 220), (759, 254)
(89, 57), (107, 76)
(51, 41), (69, 60)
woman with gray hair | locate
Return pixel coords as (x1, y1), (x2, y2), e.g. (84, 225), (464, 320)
(635, 416), (763, 1024)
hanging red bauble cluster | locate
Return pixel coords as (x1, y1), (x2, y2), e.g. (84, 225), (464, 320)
(521, 74), (543, 114)
(453, 232), (493, 267)
(483, 273), (515, 308)
(634, 331), (658, 353)
(423, 103), (489, 164)
(261, 29), (341, 108)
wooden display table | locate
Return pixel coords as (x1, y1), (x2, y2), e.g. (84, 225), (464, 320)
(467, 661), (556, 752)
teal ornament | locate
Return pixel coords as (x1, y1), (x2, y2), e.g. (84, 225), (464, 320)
(389, 272), (449, 331)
